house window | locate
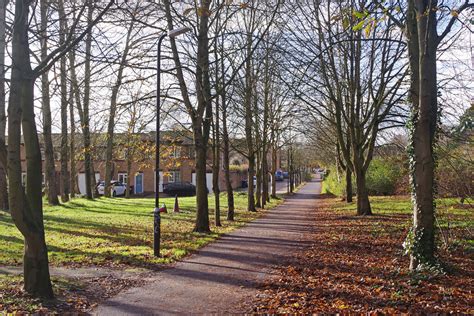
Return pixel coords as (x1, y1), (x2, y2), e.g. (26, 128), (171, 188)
(22, 172), (46, 186)
(168, 171), (180, 183)
(170, 146), (181, 158)
(187, 147), (195, 159)
(118, 173), (128, 184)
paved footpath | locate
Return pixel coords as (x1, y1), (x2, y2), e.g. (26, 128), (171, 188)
(95, 180), (321, 315)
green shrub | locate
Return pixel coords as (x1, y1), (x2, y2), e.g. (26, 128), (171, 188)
(322, 167), (346, 196)
(366, 158), (402, 196)
(322, 158), (405, 197)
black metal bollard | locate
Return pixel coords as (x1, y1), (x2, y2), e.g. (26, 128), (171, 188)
(153, 207), (161, 256)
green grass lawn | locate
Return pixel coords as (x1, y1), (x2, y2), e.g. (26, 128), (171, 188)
(329, 195), (473, 250)
(0, 192), (283, 267)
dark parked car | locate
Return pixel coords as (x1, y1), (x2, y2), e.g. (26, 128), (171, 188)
(163, 182), (197, 197)
(275, 170), (284, 181)
(283, 171), (289, 179)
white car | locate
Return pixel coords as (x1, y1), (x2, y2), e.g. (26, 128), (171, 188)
(97, 181), (127, 197)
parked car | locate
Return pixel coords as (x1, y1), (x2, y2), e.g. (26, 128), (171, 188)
(97, 181), (127, 197)
(283, 171), (289, 179)
(275, 170), (284, 181)
(163, 182), (197, 197)
(241, 177), (257, 188)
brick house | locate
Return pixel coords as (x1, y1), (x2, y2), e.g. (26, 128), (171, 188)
(18, 130), (248, 196)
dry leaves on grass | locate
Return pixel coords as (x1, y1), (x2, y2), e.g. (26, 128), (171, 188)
(0, 274), (146, 314)
(251, 196), (474, 314)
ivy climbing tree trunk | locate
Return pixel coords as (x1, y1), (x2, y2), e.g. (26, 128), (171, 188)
(407, 0), (437, 269)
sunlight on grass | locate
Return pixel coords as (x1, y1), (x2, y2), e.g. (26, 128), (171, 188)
(328, 195), (473, 249)
(0, 193), (282, 267)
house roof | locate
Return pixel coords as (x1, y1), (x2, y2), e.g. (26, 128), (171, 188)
(13, 130), (195, 147)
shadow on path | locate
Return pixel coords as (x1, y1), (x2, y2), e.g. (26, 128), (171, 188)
(95, 180), (322, 315)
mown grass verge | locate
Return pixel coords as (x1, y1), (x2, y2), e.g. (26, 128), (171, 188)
(0, 192), (283, 268)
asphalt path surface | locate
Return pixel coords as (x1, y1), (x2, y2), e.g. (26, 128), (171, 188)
(95, 179), (321, 315)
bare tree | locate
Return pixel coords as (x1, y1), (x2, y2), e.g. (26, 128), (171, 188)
(6, 0), (113, 296)
(0, 0), (7, 211)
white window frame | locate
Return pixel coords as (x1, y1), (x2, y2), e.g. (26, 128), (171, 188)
(154, 171), (164, 192)
(168, 171), (180, 183)
(170, 146), (181, 158)
(118, 172), (128, 184)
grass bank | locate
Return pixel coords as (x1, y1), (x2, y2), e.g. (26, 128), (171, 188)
(0, 192), (283, 268)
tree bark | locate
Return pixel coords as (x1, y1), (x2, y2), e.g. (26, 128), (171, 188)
(289, 148), (294, 193)
(212, 26), (221, 226)
(58, 0), (69, 203)
(105, 21), (134, 197)
(244, 33), (256, 212)
(222, 90), (234, 221)
(354, 166), (371, 215)
(0, 0), (8, 211)
(40, 0), (60, 206)
(164, 0), (212, 232)
(8, 0), (53, 298)
(68, 52), (77, 198)
(255, 152), (262, 208)
(271, 145), (277, 198)
(194, 131), (210, 232)
(345, 168), (353, 202)
(82, 2), (94, 199)
(409, 0), (438, 269)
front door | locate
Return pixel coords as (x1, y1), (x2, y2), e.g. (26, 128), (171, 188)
(135, 173), (144, 194)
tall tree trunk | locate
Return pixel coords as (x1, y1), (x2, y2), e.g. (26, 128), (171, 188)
(40, 0), (59, 206)
(8, 0), (53, 298)
(222, 92), (234, 221)
(354, 160), (371, 215)
(345, 168), (352, 202)
(212, 28), (221, 226)
(194, 132), (210, 232)
(261, 152), (269, 206)
(82, 2), (94, 199)
(255, 152), (262, 208)
(58, 0), (69, 203)
(0, 0), (8, 211)
(409, 0), (438, 269)
(105, 21), (134, 198)
(220, 28), (234, 221)
(68, 56), (76, 198)
(289, 147), (294, 193)
(271, 145), (277, 198)
(244, 33), (256, 212)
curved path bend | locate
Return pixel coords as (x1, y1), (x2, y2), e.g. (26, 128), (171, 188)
(95, 180), (321, 315)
